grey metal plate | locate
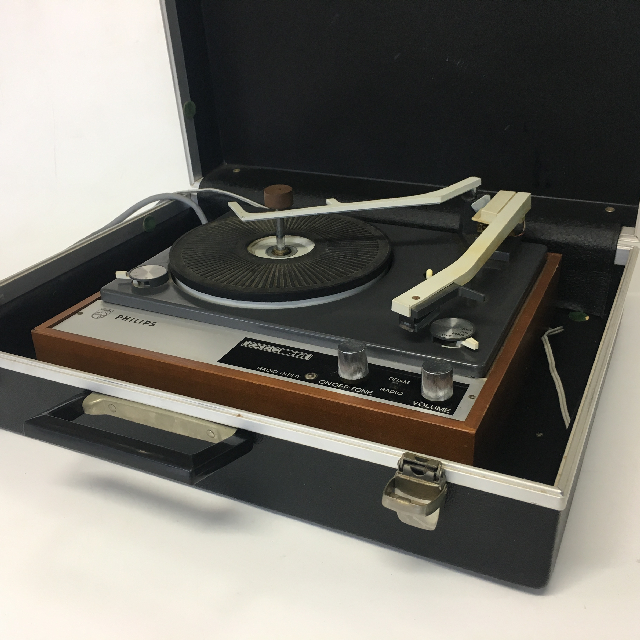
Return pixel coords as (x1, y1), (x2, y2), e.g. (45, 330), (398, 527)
(101, 222), (548, 377)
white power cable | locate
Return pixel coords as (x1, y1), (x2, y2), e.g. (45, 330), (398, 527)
(109, 187), (268, 230)
(74, 187), (267, 246)
(178, 188), (267, 210)
(541, 326), (571, 428)
(108, 192), (208, 227)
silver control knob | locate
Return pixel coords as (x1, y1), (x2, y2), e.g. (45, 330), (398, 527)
(421, 359), (453, 402)
(338, 340), (369, 381)
(127, 264), (170, 289)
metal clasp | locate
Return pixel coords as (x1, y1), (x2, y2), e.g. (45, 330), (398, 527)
(382, 453), (448, 531)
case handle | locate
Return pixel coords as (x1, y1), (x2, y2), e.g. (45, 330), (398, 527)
(24, 392), (253, 485)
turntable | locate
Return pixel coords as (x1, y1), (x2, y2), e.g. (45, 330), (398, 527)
(31, 177), (559, 466)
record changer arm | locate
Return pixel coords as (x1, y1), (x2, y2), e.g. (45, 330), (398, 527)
(228, 177), (530, 321)
(228, 176), (482, 220)
(392, 191), (531, 318)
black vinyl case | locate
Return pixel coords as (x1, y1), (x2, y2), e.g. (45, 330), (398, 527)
(1, 1), (639, 588)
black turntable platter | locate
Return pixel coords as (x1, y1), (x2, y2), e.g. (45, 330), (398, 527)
(168, 214), (392, 303)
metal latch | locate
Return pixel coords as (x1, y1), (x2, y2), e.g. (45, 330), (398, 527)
(382, 453), (448, 531)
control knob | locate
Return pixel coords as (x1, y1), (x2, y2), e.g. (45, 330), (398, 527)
(421, 359), (453, 402)
(127, 265), (170, 289)
(338, 340), (369, 381)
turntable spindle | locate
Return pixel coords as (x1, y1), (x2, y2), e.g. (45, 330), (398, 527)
(275, 218), (286, 254)
(264, 184), (294, 256)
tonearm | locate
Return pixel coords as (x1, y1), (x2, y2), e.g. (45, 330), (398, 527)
(228, 178), (530, 331)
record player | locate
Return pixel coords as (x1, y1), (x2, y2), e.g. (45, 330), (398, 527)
(1, 0), (639, 589)
(31, 176), (559, 466)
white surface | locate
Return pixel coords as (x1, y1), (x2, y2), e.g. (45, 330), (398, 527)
(0, 0), (190, 280)
(616, 227), (640, 265)
(1, 2), (640, 638)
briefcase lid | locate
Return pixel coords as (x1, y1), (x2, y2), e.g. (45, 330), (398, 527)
(166, 1), (640, 205)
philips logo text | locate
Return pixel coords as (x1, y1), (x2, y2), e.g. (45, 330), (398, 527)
(114, 314), (156, 327)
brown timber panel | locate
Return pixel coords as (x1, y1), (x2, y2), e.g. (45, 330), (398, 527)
(32, 254), (560, 465)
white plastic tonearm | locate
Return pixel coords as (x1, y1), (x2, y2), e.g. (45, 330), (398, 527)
(228, 176), (482, 221)
(391, 191), (531, 317)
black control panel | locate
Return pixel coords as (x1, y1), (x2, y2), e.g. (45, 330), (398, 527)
(219, 338), (469, 417)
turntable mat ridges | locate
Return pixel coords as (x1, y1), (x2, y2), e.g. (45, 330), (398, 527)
(169, 214), (392, 302)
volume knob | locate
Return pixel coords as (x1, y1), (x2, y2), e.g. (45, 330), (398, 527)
(421, 359), (453, 402)
(338, 340), (369, 381)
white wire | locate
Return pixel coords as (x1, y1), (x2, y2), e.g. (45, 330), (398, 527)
(71, 192), (207, 247)
(111, 193), (208, 226)
(72, 187), (267, 246)
(541, 326), (571, 428)
(179, 188), (267, 210)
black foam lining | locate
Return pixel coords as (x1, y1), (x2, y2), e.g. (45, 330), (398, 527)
(483, 301), (619, 485)
(191, 0), (640, 205)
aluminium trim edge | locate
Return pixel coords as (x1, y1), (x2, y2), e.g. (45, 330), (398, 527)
(0, 352), (563, 510)
(554, 246), (638, 496)
(159, 0), (202, 185)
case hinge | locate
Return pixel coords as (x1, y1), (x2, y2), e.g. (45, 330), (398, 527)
(382, 453), (448, 531)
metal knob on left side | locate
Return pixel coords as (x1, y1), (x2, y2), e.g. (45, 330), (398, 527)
(421, 359), (453, 402)
(338, 340), (369, 381)
(127, 265), (170, 289)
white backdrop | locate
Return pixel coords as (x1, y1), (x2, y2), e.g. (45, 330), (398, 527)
(1, 2), (640, 639)
(0, 0), (190, 280)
